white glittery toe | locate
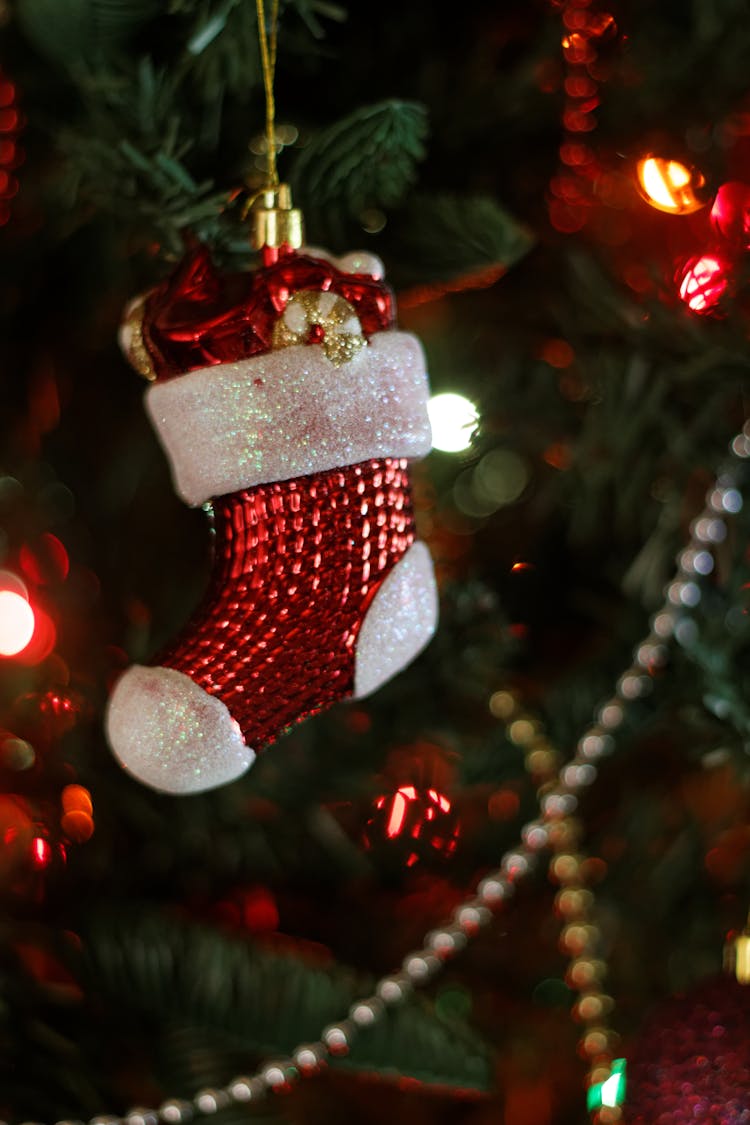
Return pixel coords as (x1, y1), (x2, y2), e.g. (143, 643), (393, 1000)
(353, 541), (438, 699)
(106, 665), (255, 794)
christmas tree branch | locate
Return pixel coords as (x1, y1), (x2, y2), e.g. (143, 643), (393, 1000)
(74, 910), (493, 1092)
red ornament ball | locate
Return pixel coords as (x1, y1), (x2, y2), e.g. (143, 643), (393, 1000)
(363, 784), (461, 868)
(627, 974), (750, 1123)
(711, 181), (750, 250)
(677, 254), (730, 315)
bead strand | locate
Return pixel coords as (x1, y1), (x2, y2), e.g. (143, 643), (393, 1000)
(496, 688), (624, 1120)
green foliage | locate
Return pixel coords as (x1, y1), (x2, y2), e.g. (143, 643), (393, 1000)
(77, 910), (492, 1091)
(180, 0), (264, 97)
(387, 194), (535, 287)
(16, 0), (163, 68)
(58, 60), (232, 256)
(14, 0), (353, 255)
(291, 100), (428, 217)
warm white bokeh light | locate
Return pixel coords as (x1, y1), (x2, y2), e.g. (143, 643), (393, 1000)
(639, 157), (689, 210)
(428, 392), (479, 453)
(0, 589), (35, 656)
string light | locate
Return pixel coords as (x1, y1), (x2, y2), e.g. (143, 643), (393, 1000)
(636, 155), (708, 215)
(710, 180), (750, 248)
(427, 392), (478, 453)
(0, 65), (22, 227)
(677, 254), (730, 315)
(587, 1059), (627, 1112)
(0, 587), (35, 657)
(549, 0), (618, 232)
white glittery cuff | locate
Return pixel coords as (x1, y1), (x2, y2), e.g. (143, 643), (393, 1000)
(145, 331), (432, 506)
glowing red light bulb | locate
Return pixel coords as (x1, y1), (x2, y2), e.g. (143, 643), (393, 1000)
(711, 181), (750, 250)
(30, 835), (52, 869)
(0, 588), (35, 656)
(677, 254), (730, 315)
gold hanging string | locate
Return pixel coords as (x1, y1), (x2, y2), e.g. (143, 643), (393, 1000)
(256, 0), (280, 188)
(246, 0), (303, 251)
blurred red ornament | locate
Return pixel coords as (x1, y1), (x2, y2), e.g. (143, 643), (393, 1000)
(636, 155), (709, 215)
(711, 181), (750, 250)
(587, 11), (618, 41)
(0, 794), (34, 856)
(0, 797), (52, 878)
(0, 795), (67, 901)
(0, 65), (22, 227)
(19, 533), (70, 586)
(212, 885), (279, 934)
(238, 886), (279, 932)
(12, 687), (82, 749)
(627, 974), (750, 1122)
(364, 783), (461, 867)
(677, 254), (730, 315)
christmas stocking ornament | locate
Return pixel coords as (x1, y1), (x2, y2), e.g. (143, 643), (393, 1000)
(106, 218), (437, 794)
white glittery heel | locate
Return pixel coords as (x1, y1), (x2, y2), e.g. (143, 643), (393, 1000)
(106, 665), (255, 794)
(352, 541), (438, 700)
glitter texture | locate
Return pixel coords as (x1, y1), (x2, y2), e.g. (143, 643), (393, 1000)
(105, 458), (430, 793)
(354, 541), (437, 698)
(627, 974), (750, 1123)
(145, 333), (431, 506)
(106, 665), (254, 794)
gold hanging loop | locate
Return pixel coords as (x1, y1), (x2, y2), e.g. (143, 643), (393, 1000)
(249, 0), (304, 253)
(255, 0), (279, 188)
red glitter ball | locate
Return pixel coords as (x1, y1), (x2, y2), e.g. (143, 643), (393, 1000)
(363, 783), (461, 868)
(677, 254), (731, 315)
(627, 974), (750, 1123)
(711, 181), (750, 251)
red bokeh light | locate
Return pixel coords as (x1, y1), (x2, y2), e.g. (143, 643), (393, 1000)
(13, 607), (56, 666)
(711, 181), (750, 250)
(677, 255), (730, 314)
(19, 534), (70, 585)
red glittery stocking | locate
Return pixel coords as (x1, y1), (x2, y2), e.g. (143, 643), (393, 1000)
(106, 247), (437, 794)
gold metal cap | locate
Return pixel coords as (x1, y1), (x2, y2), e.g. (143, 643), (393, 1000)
(250, 183), (304, 251)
